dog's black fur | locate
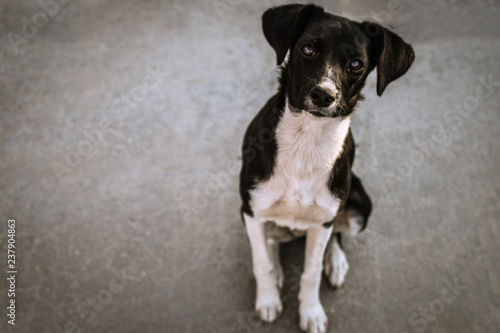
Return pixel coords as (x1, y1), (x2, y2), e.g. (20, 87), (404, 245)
(238, 4), (414, 330)
(240, 4), (414, 227)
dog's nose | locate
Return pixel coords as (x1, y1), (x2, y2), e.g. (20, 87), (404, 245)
(310, 87), (335, 107)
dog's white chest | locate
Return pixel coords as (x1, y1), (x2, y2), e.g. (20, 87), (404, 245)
(250, 107), (350, 229)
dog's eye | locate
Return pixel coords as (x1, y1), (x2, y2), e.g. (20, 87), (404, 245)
(301, 44), (315, 56)
(349, 59), (363, 71)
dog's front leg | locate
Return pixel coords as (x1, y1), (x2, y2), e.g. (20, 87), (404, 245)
(299, 225), (333, 333)
(243, 213), (282, 322)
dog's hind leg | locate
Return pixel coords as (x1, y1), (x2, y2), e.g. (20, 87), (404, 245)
(266, 237), (284, 290)
(324, 173), (372, 287)
(323, 233), (349, 287)
(333, 173), (372, 235)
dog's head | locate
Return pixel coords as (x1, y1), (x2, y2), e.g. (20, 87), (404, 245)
(263, 4), (415, 118)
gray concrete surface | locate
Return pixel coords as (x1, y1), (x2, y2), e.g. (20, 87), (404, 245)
(0, 0), (499, 332)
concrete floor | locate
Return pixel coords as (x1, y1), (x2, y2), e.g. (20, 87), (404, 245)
(1, 0), (499, 332)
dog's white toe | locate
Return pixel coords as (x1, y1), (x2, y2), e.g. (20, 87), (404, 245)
(256, 296), (282, 323)
(324, 241), (349, 287)
(299, 303), (328, 333)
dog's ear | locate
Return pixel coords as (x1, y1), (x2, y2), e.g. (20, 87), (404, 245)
(262, 4), (324, 65)
(363, 22), (415, 96)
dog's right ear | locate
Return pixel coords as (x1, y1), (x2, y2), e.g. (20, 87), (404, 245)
(362, 22), (415, 96)
(262, 4), (324, 65)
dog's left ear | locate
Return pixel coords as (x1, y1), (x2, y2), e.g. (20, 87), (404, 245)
(362, 22), (415, 96)
(262, 4), (325, 65)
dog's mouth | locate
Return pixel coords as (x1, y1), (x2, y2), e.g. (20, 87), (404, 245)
(306, 106), (347, 118)
(308, 110), (329, 118)
(303, 97), (346, 118)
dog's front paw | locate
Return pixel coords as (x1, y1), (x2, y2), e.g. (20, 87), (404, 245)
(324, 243), (349, 287)
(256, 294), (282, 323)
(299, 302), (328, 333)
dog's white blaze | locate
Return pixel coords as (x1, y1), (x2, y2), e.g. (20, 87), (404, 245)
(250, 102), (350, 229)
(319, 77), (338, 96)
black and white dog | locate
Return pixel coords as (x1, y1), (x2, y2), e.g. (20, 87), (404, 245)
(239, 4), (414, 333)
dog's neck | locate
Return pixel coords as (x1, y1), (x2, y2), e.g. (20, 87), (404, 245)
(275, 100), (351, 176)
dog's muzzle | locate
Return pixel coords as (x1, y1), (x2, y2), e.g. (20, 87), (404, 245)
(305, 86), (341, 118)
